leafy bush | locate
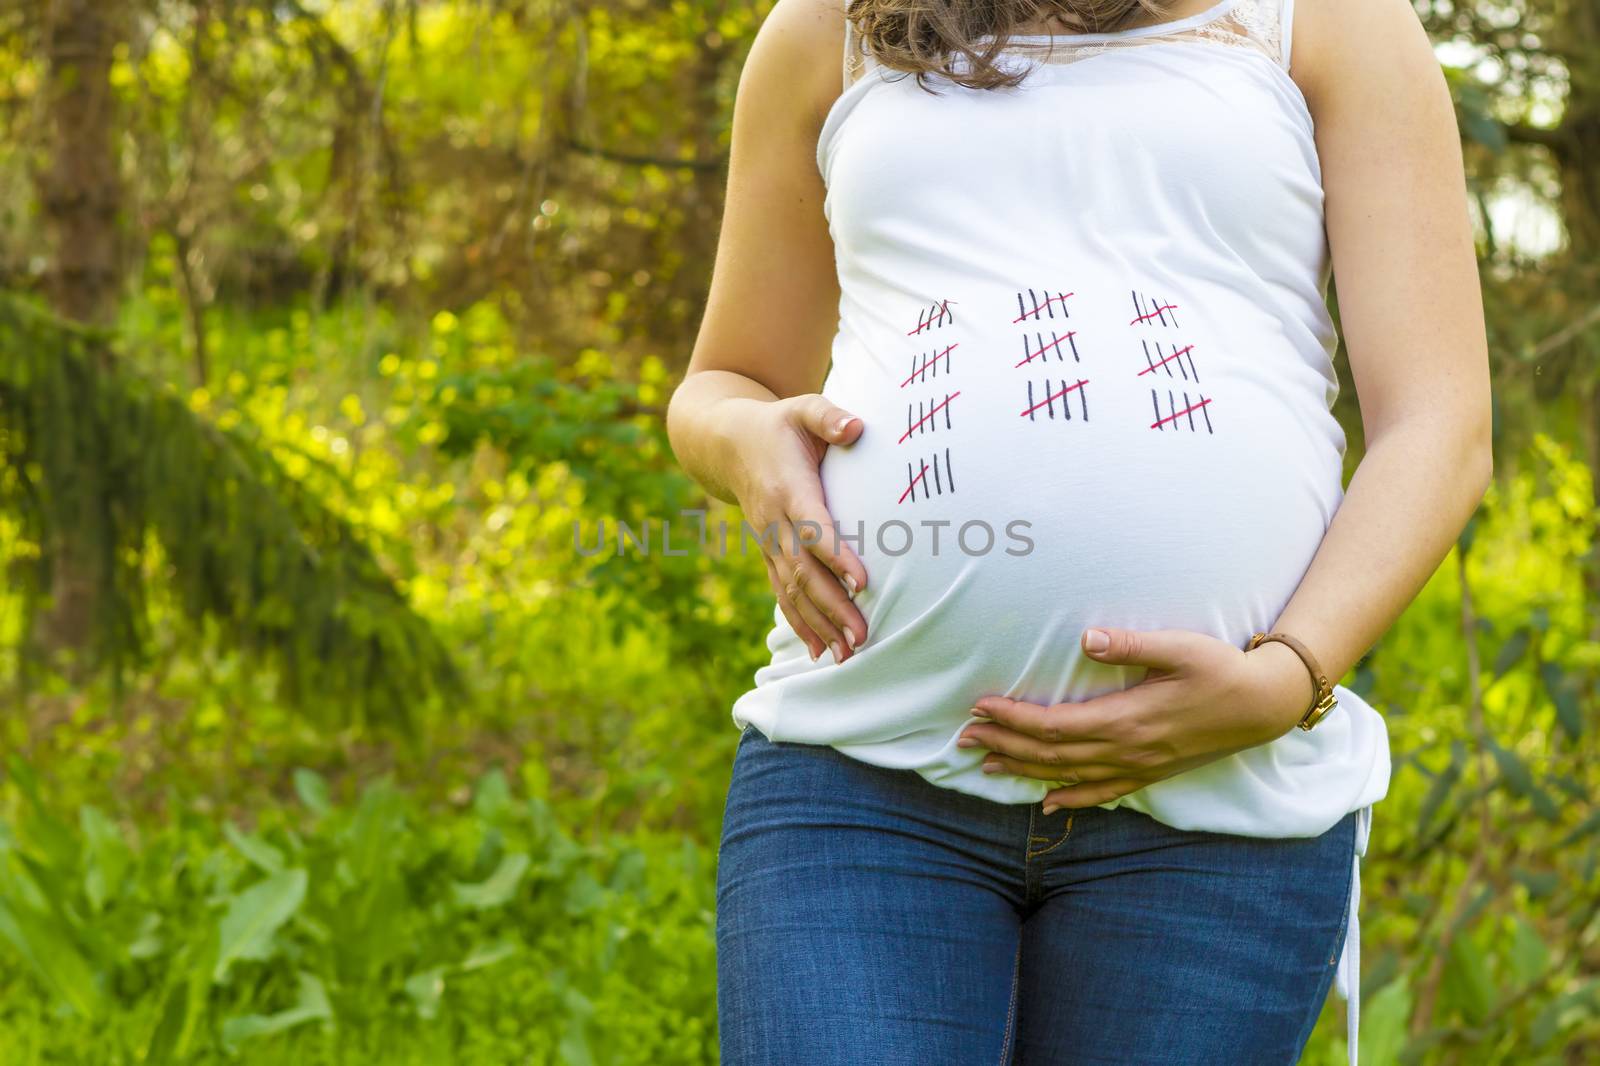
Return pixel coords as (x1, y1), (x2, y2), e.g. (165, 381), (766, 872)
(0, 762), (717, 1064)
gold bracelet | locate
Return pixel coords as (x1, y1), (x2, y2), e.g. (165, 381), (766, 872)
(1247, 631), (1339, 731)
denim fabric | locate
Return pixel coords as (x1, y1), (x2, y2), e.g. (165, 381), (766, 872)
(716, 726), (1358, 1065)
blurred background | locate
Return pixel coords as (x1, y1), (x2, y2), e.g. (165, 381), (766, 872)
(0, 0), (1594, 1062)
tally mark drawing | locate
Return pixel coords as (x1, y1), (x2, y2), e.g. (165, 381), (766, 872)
(1015, 329), (1079, 368)
(1150, 388), (1214, 434)
(899, 448), (955, 504)
(899, 391), (960, 443)
(1021, 378), (1090, 422)
(907, 298), (958, 336)
(901, 342), (958, 387)
(1129, 290), (1179, 328)
(1013, 289), (1074, 323)
(895, 295), (963, 506)
(1137, 339), (1199, 381)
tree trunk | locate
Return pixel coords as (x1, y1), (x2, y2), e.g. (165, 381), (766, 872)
(34, 0), (126, 663)
(39, 0), (124, 326)
(1559, 9), (1600, 644)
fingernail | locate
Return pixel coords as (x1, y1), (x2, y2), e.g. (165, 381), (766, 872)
(844, 574), (858, 598)
(844, 628), (858, 650)
(1084, 628), (1109, 653)
(1042, 803), (1060, 816)
(982, 761), (1000, 774)
(836, 416), (858, 435)
(830, 641), (843, 664)
(809, 644), (821, 662)
(956, 736), (977, 748)
(969, 707), (986, 717)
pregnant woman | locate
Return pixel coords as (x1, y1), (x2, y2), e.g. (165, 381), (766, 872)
(667, 0), (1491, 1062)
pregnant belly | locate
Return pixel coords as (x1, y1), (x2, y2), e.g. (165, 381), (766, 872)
(737, 279), (1348, 753)
(793, 366), (1341, 718)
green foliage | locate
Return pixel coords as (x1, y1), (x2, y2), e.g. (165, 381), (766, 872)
(0, 294), (463, 728)
(0, 763), (717, 1064)
(1346, 434), (1600, 1063)
(421, 308), (769, 663)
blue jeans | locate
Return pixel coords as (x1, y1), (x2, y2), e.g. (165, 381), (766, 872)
(716, 726), (1358, 1065)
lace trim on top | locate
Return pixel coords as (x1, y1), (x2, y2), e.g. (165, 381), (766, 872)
(843, 0), (1288, 91)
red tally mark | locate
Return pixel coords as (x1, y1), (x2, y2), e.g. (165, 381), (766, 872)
(1150, 389), (1214, 434)
(901, 342), (959, 387)
(907, 299), (958, 336)
(1129, 290), (1179, 328)
(1129, 286), (1212, 433)
(896, 295), (963, 506)
(1015, 330), (1079, 368)
(1137, 340), (1199, 381)
(1010, 285), (1090, 428)
(899, 391), (961, 443)
(1021, 378), (1090, 422)
(899, 447), (955, 504)
(1013, 289), (1074, 323)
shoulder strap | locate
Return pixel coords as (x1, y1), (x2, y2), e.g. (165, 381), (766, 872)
(1004, 0), (1289, 73)
(1205, 0), (1291, 73)
(842, 4), (875, 90)
(1280, 0), (1297, 70)
(841, 12), (854, 93)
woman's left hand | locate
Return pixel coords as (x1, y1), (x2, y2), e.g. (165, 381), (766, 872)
(957, 627), (1319, 812)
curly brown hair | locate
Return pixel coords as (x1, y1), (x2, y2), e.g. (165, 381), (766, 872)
(848, 0), (1183, 91)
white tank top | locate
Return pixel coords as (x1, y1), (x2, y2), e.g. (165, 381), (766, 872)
(729, 1), (1389, 1058)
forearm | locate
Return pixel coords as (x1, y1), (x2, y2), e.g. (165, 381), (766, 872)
(1267, 413), (1493, 695)
(666, 370), (779, 505)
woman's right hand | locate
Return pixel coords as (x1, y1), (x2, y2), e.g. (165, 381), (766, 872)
(663, 1), (876, 662)
(723, 393), (869, 664)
